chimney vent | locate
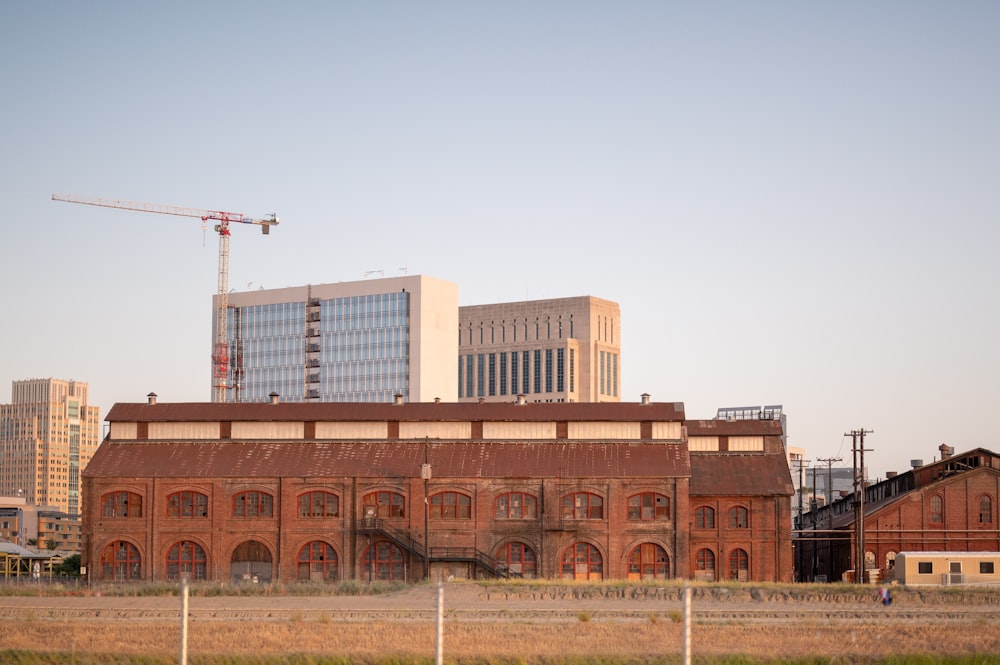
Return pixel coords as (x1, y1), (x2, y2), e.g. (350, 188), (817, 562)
(394, 394), (404, 406)
(434, 397), (441, 404)
(886, 471), (897, 479)
(146, 392), (157, 405)
(939, 444), (954, 459)
(640, 393), (651, 405)
(269, 391), (280, 405)
(516, 394), (526, 405)
(910, 459), (924, 469)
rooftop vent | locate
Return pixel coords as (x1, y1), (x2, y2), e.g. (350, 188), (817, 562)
(434, 397), (441, 404)
(269, 392), (280, 405)
(640, 393), (651, 405)
(516, 394), (526, 405)
(939, 444), (955, 459)
(146, 392), (157, 405)
(393, 394), (404, 406)
(910, 459), (924, 469)
(886, 471), (898, 479)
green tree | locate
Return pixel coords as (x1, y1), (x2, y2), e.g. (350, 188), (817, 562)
(57, 553), (81, 576)
(46, 539), (57, 551)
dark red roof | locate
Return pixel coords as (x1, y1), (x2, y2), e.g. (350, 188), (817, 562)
(685, 419), (784, 436)
(84, 440), (691, 480)
(105, 401), (686, 423)
(689, 453), (794, 496)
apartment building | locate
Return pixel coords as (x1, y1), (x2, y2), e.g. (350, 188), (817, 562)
(0, 379), (101, 515)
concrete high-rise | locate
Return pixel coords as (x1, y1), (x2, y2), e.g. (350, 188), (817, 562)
(214, 275), (459, 403)
(458, 296), (621, 403)
(0, 378), (101, 515)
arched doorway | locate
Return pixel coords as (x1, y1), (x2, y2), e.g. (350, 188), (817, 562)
(362, 540), (405, 581)
(99, 540), (141, 581)
(495, 541), (537, 578)
(230, 540), (272, 583)
(560, 542), (603, 581)
(166, 540), (207, 581)
(297, 541), (339, 582)
(627, 543), (670, 580)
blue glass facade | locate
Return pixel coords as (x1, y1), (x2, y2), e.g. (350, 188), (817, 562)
(229, 292), (410, 403)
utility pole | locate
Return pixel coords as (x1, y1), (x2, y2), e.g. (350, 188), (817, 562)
(846, 429), (873, 583)
(792, 457), (810, 523)
(816, 456), (842, 582)
(791, 456), (810, 582)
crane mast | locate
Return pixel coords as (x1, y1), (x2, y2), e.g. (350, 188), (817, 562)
(52, 194), (279, 403)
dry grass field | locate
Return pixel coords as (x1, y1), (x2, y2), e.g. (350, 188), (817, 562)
(2, 580), (1000, 664)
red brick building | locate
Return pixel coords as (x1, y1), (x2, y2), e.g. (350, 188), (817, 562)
(82, 397), (793, 583)
(796, 446), (1000, 583)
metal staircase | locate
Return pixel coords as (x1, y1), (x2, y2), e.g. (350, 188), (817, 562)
(357, 518), (510, 578)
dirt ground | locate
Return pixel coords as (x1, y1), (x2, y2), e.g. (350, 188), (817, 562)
(2, 582), (1000, 661)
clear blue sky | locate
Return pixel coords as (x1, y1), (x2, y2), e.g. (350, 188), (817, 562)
(2, 2), (998, 481)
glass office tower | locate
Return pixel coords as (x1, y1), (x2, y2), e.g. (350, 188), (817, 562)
(216, 275), (458, 404)
(233, 292), (411, 403)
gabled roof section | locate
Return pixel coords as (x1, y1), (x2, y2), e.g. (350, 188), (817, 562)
(83, 440), (691, 480)
(689, 453), (794, 496)
(685, 419), (784, 436)
(805, 447), (1000, 530)
(105, 401), (686, 423)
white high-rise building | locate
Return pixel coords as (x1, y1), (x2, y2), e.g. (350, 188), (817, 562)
(213, 275), (459, 403)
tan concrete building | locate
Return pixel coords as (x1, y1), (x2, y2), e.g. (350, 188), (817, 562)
(215, 275), (459, 404)
(0, 378), (101, 516)
(458, 296), (621, 403)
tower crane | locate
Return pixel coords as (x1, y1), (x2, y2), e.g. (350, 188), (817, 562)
(52, 194), (279, 403)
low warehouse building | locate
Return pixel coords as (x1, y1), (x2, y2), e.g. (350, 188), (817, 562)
(82, 397), (793, 583)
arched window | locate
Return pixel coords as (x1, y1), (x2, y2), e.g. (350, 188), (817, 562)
(886, 551), (898, 570)
(560, 542), (603, 580)
(694, 506), (715, 529)
(495, 492), (538, 519)
(864, 550), (877, 570)
(363, 491), (405, 518)
(728, 506), (749, 529)
(979, 495), (993, 524)
(695, 548), (715, 581)
(929, 494), (943, 524)
(628, 543), (670, 580)
(297, 541), (338, 582)
(561, 492), (604, 520)
(101, 491), (142, 518)
(166, 541), (207, 581)
(230, 540), (272, 583)
(627, 493), (670, 520)
(429, 491), (472, 519)
(728, 548), (749, 581)
(363, 541), (405, 581)
(232, 491), (274, 518)
(166, 491), (208, 518)
(99, 540), (141, 580)
(298, 491), (339, 518)
(495, 541), (537, 578)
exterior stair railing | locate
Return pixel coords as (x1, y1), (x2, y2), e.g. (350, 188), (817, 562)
(356, 517), (509, 578)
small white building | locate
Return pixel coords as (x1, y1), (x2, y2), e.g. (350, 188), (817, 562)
(893, 551), (1000, 586)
